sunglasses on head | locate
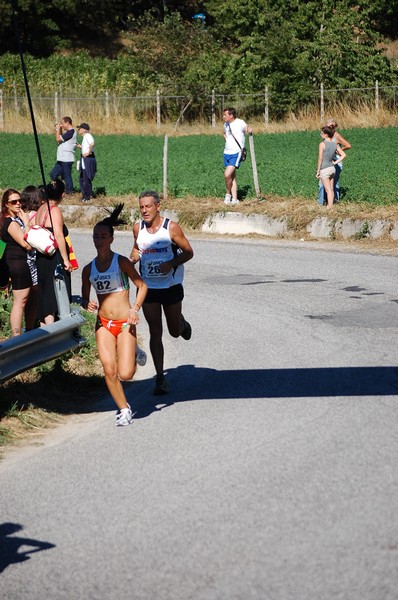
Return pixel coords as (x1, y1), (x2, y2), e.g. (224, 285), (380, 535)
(8, 199), (21, 205)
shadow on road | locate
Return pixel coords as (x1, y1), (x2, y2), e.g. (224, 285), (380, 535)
(129, 364), (398, 419)
(6, 364), (395, 419)
(0, 522), (55, 573)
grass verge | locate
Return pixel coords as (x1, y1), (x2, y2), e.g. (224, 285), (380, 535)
(0, 307), (104, 456)
(61, 192), (398, 254)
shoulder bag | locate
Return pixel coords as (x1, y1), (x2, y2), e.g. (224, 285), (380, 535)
(228, 124), (247, 162)
(24, 208), (58, 256)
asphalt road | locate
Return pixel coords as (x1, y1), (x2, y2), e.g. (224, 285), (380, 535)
(1, 232), (398, 599)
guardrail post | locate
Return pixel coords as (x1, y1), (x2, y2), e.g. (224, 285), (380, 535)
(54, 266), (72, 319)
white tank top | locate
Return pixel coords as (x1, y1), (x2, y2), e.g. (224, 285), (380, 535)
(137, 218), (184, 289)
(89, 253), (129, 295)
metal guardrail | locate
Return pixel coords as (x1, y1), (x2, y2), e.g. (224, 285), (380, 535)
(0, 272), (87, 383)
(0, 311), (86, 383)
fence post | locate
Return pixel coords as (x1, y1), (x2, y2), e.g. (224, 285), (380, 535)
(13, 81), (19, 112)
(0, 89), (3, 129)
(211, 89), (216, 128)
(105, 91), (110, 119)
(264, 86), (269, 125)
(59, 83), (63, 116)
(54, 91), (59, 123)
(320, 82), (324, 122)
(163, 134), (168, 200)
(249, 134), (261, 198)
(375, 80), (379, 111)
(156, 89), (161, 128)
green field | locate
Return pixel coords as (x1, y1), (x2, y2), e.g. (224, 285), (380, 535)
(0, 129), (397, 203)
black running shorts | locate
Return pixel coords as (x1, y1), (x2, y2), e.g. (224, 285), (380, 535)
(143, 283), (184, 306)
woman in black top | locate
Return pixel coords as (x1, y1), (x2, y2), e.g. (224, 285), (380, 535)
(0, 189), (36, 335)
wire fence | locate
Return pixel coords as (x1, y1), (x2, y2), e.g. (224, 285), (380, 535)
(0, 81), (397, 128)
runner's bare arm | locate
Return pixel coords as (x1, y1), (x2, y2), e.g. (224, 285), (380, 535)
(335, 132), (351, 151)
(129, 222), (140, 263)
(159, 222), (194, 274)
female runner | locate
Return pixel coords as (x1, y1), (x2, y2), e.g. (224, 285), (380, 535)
(81, 205), (148, 426)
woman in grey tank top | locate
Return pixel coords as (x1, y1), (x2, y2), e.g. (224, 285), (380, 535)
(316, 126), (346, 208)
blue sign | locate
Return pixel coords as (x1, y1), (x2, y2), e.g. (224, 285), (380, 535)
(0, 77), (4, 84)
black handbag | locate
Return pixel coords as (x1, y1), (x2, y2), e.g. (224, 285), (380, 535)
(228, 124), (247, 161)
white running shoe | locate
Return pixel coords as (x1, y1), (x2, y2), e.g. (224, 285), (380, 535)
(115, 404), (133, 427)
(230, 198), (240, 205)
(224, 194), (232, 204)
(135, 345), (147, 367)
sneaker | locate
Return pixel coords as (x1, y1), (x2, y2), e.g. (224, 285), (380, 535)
(230, 198), (240, 205)
(115, 404), (133, 427)
(81, 197), (91, 203)
(224, 194), (232, 204)
(153, 375), (169, 396)
(180, 315), (192, 340)
(135, 345), (147, 367)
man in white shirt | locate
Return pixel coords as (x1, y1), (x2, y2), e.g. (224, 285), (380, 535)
(76, 122), (97, 203)
(223, 107), (252, 205)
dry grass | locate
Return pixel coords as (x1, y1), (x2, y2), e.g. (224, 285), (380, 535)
(62, 191), (398, 236)
(0, 359), (105, 457)
(2, 103), (398, 135)
(381, 38), (398, 63)
(0, 406), (66, 446)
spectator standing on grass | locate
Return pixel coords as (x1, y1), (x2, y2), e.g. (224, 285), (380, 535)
(81, 205), (148, 427)
(318, 117), (351, 205)
(316, 127), (346, 209)
(76, 122), (96, 203)
(34, 180), (72, 325)
(0, 189), (36, 335)
(50, 117), (77, 195)
(222, 107), (252, 205)
(130, 191), (193, 396)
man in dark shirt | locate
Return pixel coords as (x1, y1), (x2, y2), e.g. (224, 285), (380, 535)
(50, 116), (77, 194)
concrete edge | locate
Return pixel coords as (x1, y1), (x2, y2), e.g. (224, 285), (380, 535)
(61, 205), (398, 241)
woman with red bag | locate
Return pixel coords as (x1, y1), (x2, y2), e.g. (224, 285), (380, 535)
(34, 179), (72, 325)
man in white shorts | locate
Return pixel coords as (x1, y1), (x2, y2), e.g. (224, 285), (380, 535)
(222, 107), (252, 205)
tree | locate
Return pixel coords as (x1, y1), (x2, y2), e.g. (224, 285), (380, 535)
(204, 0), (397, 115)
(0, 0), (128, 55)
(125, 11), (228, 94)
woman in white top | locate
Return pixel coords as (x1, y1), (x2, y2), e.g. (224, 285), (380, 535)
(81, 204), (148, 427)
